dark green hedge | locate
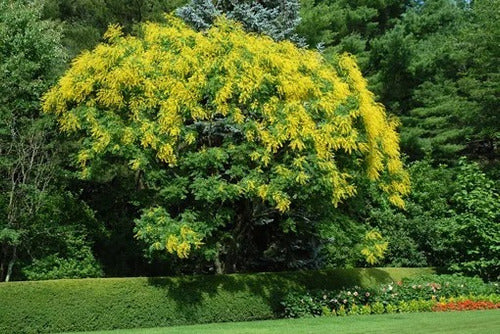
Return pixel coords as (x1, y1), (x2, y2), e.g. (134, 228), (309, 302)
(0, 267), (434, 334)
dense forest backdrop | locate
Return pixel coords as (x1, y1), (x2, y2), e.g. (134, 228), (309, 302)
(0, 0), (498, 282)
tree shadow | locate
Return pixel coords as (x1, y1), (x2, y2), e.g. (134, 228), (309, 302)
(146, 267), (420, 320)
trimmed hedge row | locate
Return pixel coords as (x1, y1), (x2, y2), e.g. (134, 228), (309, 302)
(0, 267), (434, 334)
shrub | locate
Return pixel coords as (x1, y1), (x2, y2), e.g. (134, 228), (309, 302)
(398, 301), (410, 313)
(371, 302), (385, 314)
(350, 304), (360, 315)
(281, 285), (376, 317)
(376, 274), (496, 304)
(408, 300), (421, 312)
(417, 299), (435, 312)
(360, 304), (372, 315)
(21, 239), (103, 281)
(321, 306), (334, 317)
(282, 291), (322, 318)
(385, 303), (397, 313)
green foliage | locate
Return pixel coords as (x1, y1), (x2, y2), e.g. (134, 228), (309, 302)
(385, 303), (397, 313)
(21, 235), (103, 280)
(282, 285), (376, 318)
(445, 159), (500, 280)
(0, 267), (430, 334)
(283, 291), (323, 317)
(318, 160), (445, 269)
(369, 0), (498, 162)
(369, 0), (470, 160)
(300, 0), (498, 163)
(360, 230), (388, 265)
(376, 274), (496, 305)
(321, 305), (334, 317)
(350, 303), (360, 315)
(337, 305), (347, 316)
(298, 0), (410, 67)
(360, 160), (454, 268)
(458, 0), (499, 159)
(408, 300), (420, 312)
(0, 0), (496, 280)
(283, 1), (499, 276)
(0, 0), (102, 281)
(316, 212), (368, 268)
(360, 304), (371, 315)
(416, 299), (435, 312)
(397, 301), (410, 313)
(371, 301), (384, 314)
(16, 191), (103, 281)
(356, 158), (499, 280)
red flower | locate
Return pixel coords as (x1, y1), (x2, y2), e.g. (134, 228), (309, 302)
(432, 300), (500, 312)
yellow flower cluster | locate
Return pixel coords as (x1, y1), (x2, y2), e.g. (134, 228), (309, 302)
(361, 230), (389, 265)
(165, 226), (203, 258)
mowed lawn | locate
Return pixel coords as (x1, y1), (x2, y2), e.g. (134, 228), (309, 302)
(66, 310), (500, 334)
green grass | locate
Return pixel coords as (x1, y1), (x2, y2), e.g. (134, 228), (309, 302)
(66, 310), (500, 334)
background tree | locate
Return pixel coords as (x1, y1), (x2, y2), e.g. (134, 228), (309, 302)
(43, 17), (409, 273)
(369, 0), (469, 161)
(0, 0), (101, 281)
(455, 0), (499, 163)
(444, 159), (500, 280)
(177, 0), (304, 44)
(297, 0), (411, 66)
(369, 0), (498, 162)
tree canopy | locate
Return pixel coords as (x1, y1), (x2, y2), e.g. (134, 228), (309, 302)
(43, 16), (408, 271)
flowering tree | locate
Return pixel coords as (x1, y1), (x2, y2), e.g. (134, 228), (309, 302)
(43, 17), (409, 272)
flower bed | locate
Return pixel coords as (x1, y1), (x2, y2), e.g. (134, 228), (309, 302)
(281, 274), (500, 317)
(433, 300), (500, 312)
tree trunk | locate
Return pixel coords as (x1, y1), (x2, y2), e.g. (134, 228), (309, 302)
(5, 245), (16, 282)
(223, 199), (255, 273)
(0, 253), (5, 282)
(214, 245), (224, 274)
